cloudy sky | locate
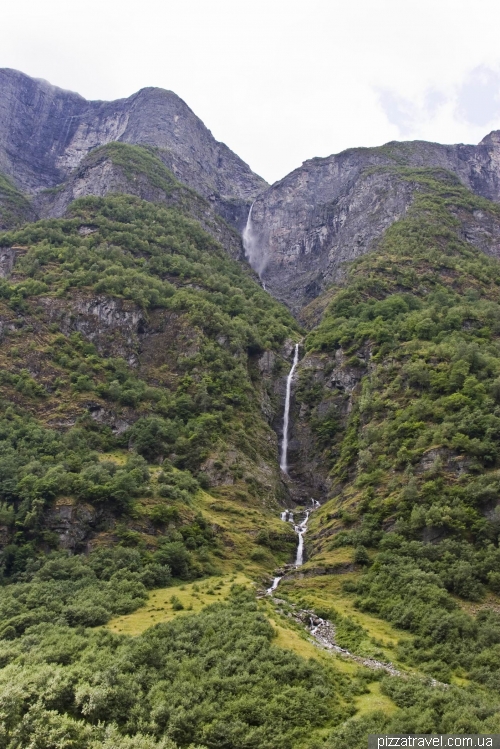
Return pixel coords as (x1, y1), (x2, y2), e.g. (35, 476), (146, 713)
(3, 0), (500, 184)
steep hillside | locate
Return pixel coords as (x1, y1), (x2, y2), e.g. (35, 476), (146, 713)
(247, 133), (500, 311)
(278, 167), (500, 697)
(34, 142), (244, 258)
(0, 68), (267, 228)
(0, 194), (301, 563)
(0, 190), (424, 749)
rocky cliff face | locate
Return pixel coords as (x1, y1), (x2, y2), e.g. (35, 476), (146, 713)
(0, 68), (267, 229)
(281, 177), (500, 502)
(247, 133), (500, 312)
(5, 67), (500, 318)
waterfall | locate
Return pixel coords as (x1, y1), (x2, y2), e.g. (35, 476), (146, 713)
(266, 576), (282, 595)
(242, 202), (254, 255)
(266, 345), (317, 595)
(242, 202), (267, 278)
(280, 343), (300, 475)
(267, 502), (320, 595)
(294, 511), (310, 566)
(242, 202), (258, 272)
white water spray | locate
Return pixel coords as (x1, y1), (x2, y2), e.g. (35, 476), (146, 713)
(242, 202), (267, 278)
(266, 576), (282, 595)
(294, 500), (320, 566)
(280, 344), (300, 475)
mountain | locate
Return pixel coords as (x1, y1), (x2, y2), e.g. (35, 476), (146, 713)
(248, 133), (500, 311)
(281, 167), (500, 696)
(2, 69), (500, 746)
(0, 68), (267, 229)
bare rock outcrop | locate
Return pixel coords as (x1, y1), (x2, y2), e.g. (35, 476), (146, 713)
(248, 134), (500, 312)
(0, 68), (267, 230)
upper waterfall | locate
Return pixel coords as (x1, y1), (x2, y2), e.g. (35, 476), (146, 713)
(242, 202), (267, 278)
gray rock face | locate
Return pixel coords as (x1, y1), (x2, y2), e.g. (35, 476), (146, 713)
(0, 68), (267, 229)
(247, 134), (500, 312)
(5, 68), (500, 315)
(43, 499), (102, 552)
(0, 247), (17, 278)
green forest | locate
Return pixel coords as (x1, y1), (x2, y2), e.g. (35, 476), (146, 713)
(2, 159), (500, 747)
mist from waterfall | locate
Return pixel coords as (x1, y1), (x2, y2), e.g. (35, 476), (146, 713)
(280, 343), (299, 475)
(242, 202), (268, 278)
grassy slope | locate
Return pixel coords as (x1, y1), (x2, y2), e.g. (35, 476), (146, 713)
(106, 572), (253, 634)
(83, 143), (180, 195)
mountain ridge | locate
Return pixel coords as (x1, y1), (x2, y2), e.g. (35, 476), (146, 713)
(248, 132), (500, 311)
(0, 68), (267, 230)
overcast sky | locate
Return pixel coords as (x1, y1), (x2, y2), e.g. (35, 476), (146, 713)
(3, 0), (500, 184)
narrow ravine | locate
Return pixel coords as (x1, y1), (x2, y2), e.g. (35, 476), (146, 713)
(266, 344), (319, 594)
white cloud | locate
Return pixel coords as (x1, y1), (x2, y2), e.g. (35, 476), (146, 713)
(376, 65), (500, 147)
(377, 90), (418, 136)
(456, 66), (500, 126)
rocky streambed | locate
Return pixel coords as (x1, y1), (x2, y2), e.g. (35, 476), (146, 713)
(262, 594), (445, 687)
(270, 597), (403, 677)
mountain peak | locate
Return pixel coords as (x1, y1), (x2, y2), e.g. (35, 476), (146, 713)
(0, 68), (267, 229)
(479, 129), (500, 146)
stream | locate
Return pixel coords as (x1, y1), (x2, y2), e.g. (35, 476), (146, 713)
(264, 344), (444, 686)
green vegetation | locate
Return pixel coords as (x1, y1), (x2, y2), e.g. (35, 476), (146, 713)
(302, 168), (500, 692)
(0, 547), (169, 636)
(0, 580), (357, 749)
(326, 676), (500, 748)
(5, 164), (500, 743)
(2, 192), (295, 340)
(0, 194), (300, 572)
(0, 172), (34, 229)
(0, 190), (324, 746)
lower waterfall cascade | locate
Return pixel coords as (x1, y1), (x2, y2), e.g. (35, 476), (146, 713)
(266, 500), (320, 595)
(266, 344), (320, 595)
